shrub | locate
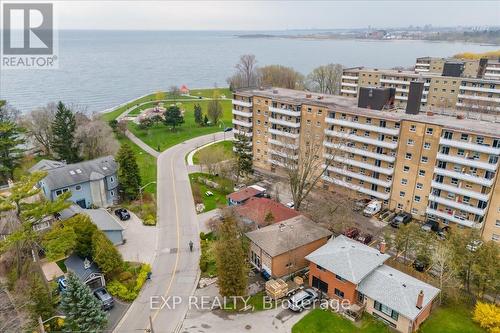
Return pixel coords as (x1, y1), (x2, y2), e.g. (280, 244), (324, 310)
(107, 280), (137, 302)
(118, 271), (133, 283)
(200, 232), (207, 241)
(134, 264), (152, 293)
(108, 264), (151, 302)
(192, 183), (202, 204)
(143, 214), (156, 226)
(473, 301), (500, 333)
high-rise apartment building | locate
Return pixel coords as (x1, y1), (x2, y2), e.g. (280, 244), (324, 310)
(232, 87), (500, 243)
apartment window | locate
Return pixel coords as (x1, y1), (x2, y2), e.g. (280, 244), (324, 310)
(110, 176), (115, 183)
(476, 136), (484, 144)
(463, 196), (471, 204)
(403, 166), (410, 173)
(110, 190), (115, 197)
(353, 116), (358, 122)
(374, 301), (399, 321)
(457, 149), (465, 156)
(306, 120), (311, 125)
(410, 125), (416, 132)
(401, 179), (408, 185)
(317, 264), (326, 271)
(414, 195), (421, 203)
(317, 109), (323, 115)
(399, 191), (405, 198)
(257, 109), (261, 114)
(307, 108), (312, 113)
(407, 139), (414, 146)
(416, 183), (423, 190)
(397, 203), (404, 209)
(75, 185), (82, 191)
(426, 127), (434, 135)
(421, 156), (428, 163)
(461, 133), (469, 141)
(443, 131), (453, 139)
(395, 122), (400, 129)
(366, 118), (372, 124)
(451, 178), (459, 185)
(423, 142), (431, 150)
(405, 153), (412, 160)
(316, 121), (321, 127)
(492, 234), (500, 242)
(55, 188), (69, 196)
(412, 208), (419, 215)
(495, 220), (500, 227)
(334, 288), (345, 298)
(335, 274), (346, 282)
(418, 170), (426, 177)
(257, 120), (261, 125)
(364, 131), (370, 137)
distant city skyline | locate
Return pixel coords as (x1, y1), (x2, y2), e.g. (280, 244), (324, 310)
(54, 1), (500, 31)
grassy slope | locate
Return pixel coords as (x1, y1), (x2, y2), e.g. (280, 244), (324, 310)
(128, 99), (232, 152)
(192, 140), (234, 164)
(292, 310), (390, 333)
(419, 304), (485, 333)
(189, 172), (233, 213)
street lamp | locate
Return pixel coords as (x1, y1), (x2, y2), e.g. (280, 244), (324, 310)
(139, 181), (157, 208)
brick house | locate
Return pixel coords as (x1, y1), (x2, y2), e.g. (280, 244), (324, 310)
(305, 236), (440, 333)
(245, 215), (332, 279)
(234, 197), (300, 230)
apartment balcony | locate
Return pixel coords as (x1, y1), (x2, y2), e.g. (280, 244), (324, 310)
(455, 102), (500, 112)
(268, 159), (286, 167)
(323, 141), (395, 162)
(269, 117), (301, 128)
(485, 73), (500, 78)
(415, 68), (430, 72)
(232, 118), (253, 128)
(325, 165), (392, 188)
(380, 78), (415, 85)
(436, 153), (497, 171)
(428, 194), (486, 216)
(232, 99), (252, 108)
(439, 137), (500, 155)
(341, 82), (358, 87)
(426, 207), (480, 228)
(269, 149), (299, 160)
(416, 63), (430, 67)
(457, 94), (500, 103)
(269, 128), (300, 139)
(324, 129), (398, 150)
(268, 138), (299, 149)
(395, 87), (410, 93)
(342, 75), (359, 80)
(459, 85), (500, 94)
(233, 128), (253, 137)
(395, 95), (408, 101)
(232, 109), (252, 118)
(341, 89), (357, 95)
(269, 106), (301, 117)
(325, 154), (394, 175)
(485, 66), (500, 72)
(431, 181), (489, 202)
(433, 167), (494, 187)
(322, 175), (390, 200)
(324, 118), (400, 136)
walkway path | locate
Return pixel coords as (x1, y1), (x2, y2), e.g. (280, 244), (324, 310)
(114, 130), (232, 333)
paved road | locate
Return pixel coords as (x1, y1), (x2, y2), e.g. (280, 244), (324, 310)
(114, 131), (232, 333)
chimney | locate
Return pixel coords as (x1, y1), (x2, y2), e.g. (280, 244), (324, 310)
(416, 290), (424, 309)
(379, 241), (386, 254)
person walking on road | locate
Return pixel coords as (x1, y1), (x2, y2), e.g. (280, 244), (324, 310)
(189, 240), (193, 252)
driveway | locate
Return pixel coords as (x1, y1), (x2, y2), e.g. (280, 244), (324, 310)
(115, 131), (232, 333)
(105, 299), (130, 332)
(116, 211), (157, 264)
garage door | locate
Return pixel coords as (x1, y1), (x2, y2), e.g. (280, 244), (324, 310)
(312, 276), (328, 293)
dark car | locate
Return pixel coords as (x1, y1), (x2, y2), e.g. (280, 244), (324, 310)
(413, 255), (430, 272)
(115, 208), (130, 221)
(356, 233), (373, 245)
(224, 127), (233, 132)
(421, 220), (440, 232)
(343, 227), (360, 239)
(94, 287), (114, 311)
(390, 212), (412, 228)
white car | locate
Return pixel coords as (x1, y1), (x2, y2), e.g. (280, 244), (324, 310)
(363, 200), (382, 217)
(286, 202), (295, 209)
(287, 288), (318, 312)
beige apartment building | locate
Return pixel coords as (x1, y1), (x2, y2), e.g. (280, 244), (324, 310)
(232, 87), (500, 243)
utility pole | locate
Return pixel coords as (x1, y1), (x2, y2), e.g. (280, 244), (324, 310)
(149, 315), (155, 333)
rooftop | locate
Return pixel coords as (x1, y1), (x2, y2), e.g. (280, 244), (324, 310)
(39, 156), (117, 190)
(234, 197), (300, 229)
(245, 215), (332, 257)
(227, 186), (264, 203)
(305, 235), (389, 284)
(357, 264), (440, 320)
(64, 254), (102, 283)
(58, 205), (124, 232)
(29, 159), (66, 173)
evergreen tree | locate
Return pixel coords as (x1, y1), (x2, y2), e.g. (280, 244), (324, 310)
(28, 274), (55, 328)
(0, 100), (25, 183)
(163, 105), (184, 130)
(233, 133), (253, 182)
(60, 272), (107, 332)
(115, 144), (141, 200)
(194, 103), (203, 125)
(215, 214), (248, 298)
(203, 114), (209, 126)
(52, 101), (79, 163)
(92, 231), (123, 277)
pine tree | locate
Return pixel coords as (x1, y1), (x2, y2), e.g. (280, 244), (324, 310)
(115, 143), (141, 200)
(28, 274), (55, 328)
(233, 133), (253, 182)
(0, 100), (25, 183)
(194, 103), (203, 125)
(60, 272), (107, 332)
(215, 214), (248, 298)
(163, 105), (184, 130)
(92, 231), (124, 277)
(52, 101), (79, 163)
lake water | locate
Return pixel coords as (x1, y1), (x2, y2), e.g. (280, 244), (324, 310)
(1, 30), (498, 113)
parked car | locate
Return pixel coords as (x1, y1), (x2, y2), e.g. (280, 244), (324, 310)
(94, 287), (114, 310)
(115, 208), (130, 221)
(466, 240), (483, 252)
(413, 255), (430, 272)
(285, 202), (295, 209)
(287, 288), (318, 312)
(356, 233), (373, 245)
(224, 127), (233, 132)
(363, 200), (382, 217)
(343, 227), (360, 239)
(57, 277), (67, 293)
(390, 212), (412, 228)
(437, 226), (450, 240)
(421, 220), (439, 232)
(353, 198), (371, 212)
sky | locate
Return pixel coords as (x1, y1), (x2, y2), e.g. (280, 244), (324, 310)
(51, 0), (500, 30)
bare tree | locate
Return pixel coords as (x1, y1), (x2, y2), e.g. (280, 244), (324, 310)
(75, 119), (119, 160)
(431, 241), (457, 305)
(21, 103), (56, 156)
(169, 85), (181, 101)
(198, 146), (226, 175)
(307, 64), (343, 95)
(234, 54), (258, 88)
(258, 65), (305, 89)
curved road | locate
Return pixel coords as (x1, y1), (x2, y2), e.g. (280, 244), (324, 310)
(115, 131), (232, 333)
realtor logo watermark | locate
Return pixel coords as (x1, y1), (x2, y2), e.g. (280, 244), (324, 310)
(1, 2), (58, 69)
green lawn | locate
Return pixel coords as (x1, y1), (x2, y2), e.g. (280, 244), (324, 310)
(292, 310), (390, 333)
(190, 87), (231, 99)
(419, 304), (485, 333)
(200, 232), (217, 278)
(189, 172), (233, 213)
(192, 140), (234, 164)
(128, 99), (232, 152)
